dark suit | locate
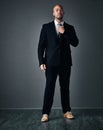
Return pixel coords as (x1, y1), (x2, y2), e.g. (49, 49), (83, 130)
(38, 21), (79, 114)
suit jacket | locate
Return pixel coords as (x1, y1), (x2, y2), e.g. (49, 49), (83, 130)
(38, 21), (79, 67)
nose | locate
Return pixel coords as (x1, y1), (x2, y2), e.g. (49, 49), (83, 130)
(57, 10), (61, 13)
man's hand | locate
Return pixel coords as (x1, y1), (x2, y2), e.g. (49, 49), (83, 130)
(40, 64), (46, 72)
(57, 26), (65, 34)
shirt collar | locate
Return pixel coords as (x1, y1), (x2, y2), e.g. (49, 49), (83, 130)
(54, 19), (64, 26)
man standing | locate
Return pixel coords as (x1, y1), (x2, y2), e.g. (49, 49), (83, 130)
(38, 4), (79, 122)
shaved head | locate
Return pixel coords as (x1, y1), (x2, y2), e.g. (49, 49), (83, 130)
(53, 4), (64, 12)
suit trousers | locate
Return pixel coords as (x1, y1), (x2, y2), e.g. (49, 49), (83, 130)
(42, 65), (71, 115)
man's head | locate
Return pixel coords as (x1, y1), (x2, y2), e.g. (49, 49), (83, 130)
(53, 4), (64, 21)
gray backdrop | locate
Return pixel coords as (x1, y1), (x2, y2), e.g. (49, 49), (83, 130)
(0, 0), (103, 109)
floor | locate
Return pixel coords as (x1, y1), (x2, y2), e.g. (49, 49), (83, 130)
(0, 109), (103, 130)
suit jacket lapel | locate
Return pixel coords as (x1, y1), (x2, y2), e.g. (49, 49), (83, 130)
(51, 21), (58, 37)
(64, 22), (68, 32)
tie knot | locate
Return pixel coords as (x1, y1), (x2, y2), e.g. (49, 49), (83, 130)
(57, 23), (63, 26)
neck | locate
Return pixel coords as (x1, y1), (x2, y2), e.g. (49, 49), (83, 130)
(55, 18), (63, 23)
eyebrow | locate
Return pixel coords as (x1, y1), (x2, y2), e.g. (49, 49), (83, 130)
(54, 7), (63, 10)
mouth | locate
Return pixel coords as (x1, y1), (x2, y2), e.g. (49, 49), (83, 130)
(57, 14), (63, 17)
(57, 14), (63, 19)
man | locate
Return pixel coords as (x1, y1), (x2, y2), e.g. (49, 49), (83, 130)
(38, 4), (79, 122)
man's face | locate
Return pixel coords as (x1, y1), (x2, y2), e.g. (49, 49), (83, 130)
(53, 5), (64, 20)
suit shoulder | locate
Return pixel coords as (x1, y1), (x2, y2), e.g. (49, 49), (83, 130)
(42, 21), (53, 27)
(64, 22), (74, 28)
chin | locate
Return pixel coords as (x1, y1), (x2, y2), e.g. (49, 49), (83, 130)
(58, 15), (62, 18)
(58, 17), (63, 20)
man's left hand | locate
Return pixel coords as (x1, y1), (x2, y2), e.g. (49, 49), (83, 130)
(57, 26), (65, 34)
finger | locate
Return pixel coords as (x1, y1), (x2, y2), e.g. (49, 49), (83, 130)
(44, 65), (46, 70)
(41, 66), (46, 71)
(40, 65), (44, 70)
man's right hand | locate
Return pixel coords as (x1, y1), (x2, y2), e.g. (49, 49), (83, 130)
(40, 64), (46, 72)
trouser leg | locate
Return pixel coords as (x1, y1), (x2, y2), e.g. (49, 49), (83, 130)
(42, 66), (58, 115)
(59, 66), (71, 113)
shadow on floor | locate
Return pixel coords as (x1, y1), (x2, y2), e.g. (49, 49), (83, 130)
(0, 109), (103, 130)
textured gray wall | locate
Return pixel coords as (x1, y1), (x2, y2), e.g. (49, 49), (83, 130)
(0, 0), (103, 108)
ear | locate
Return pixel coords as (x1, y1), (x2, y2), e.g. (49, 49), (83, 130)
(52, 11), (55, 17)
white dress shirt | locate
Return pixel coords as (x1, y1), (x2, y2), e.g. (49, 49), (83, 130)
(54, 19), (64, 34)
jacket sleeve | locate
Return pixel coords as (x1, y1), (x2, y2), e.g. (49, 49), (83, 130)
(61, 25), (79, 47)
(38, 24), (47, 66)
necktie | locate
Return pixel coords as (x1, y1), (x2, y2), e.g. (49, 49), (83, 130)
(57, 23), (63, 26)
(57, 23), (63, 37)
